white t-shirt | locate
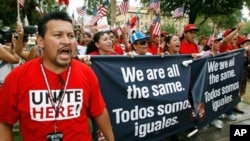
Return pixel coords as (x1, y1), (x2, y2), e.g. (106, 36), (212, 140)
(77, 45), (87, 55)
(0, 60), (13, 86)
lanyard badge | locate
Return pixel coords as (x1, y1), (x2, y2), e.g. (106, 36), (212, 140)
(41, 64), (71, 139)
(47, 132), (63, 141)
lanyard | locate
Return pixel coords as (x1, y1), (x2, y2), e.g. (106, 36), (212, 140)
(40, 64), (71, 133)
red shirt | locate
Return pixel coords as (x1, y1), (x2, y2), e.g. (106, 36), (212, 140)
(180, 40), (199, 54)
(0, 58), (106, 141)
(148, 43), (158, 55)
(219, 43), (238, 53)
(113, 43), (124, 55)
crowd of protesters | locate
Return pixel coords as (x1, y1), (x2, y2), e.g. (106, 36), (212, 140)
(0, 10), (250, 140)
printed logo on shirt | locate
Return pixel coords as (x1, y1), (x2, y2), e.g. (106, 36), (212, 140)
(29, 89), (83, 121)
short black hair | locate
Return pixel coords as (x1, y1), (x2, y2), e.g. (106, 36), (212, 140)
(37, 11), (72, 37)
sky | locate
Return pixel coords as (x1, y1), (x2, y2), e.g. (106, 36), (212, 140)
(242, 6), (250, 20)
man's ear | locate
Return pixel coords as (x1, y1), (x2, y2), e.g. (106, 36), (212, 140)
(36, 35), (44, 49)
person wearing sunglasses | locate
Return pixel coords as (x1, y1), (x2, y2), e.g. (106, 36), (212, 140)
(126, 31), (152, 57)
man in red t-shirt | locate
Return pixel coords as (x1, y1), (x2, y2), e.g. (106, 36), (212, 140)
(179, 24), (199, 54)
(0, 11), (114, 141)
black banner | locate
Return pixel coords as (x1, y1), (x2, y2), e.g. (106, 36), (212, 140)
(90, 49), (244, 140)
(191, 49), (244, 129)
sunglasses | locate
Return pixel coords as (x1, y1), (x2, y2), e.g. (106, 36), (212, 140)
(137, 40), (148, 45)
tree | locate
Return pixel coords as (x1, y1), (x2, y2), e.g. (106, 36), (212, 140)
(142, 0), (249, 25)
(0, 0), (58, 27)
(110, 0), (116, 26)
(0, 0), (19, 27)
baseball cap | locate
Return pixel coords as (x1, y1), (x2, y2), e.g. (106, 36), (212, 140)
(184, 24), (199, 32)
(238, 35), (250, 45)
(130, 31), (150, 44)
(223, 28), (236, 38)
(206, 37), (222, 46)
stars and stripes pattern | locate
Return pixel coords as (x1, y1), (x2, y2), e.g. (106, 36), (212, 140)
(126, 20), (131, 34)
(152, 14), (161, 36)
(71, 13), (76, 25)
(19, 0), (25, 7)
(76, 6), (86, 16)
(88, 15), (101, 26)
(172, 7), (184, 18)
(88, 0), (109, 26)
(149, 0), (160, 14)
(119, 0), (129, 15)
(88, 7), (100, 26)
(207, 29), (215, 46)
(97, 0), (109, 17)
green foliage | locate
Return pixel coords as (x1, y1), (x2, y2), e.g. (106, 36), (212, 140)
(244, 0), (250, 7)
(240, 22), (250, 36)
(0, 0), (18, 27)
(0, 0), (58, 27)
(142, 0), (245, 24)
(161, 23), (176, 34)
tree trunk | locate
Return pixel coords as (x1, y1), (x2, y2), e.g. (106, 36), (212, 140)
(188, 1), (202, 24)
(110, 0), (116, 27)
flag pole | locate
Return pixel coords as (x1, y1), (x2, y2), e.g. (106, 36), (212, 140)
(179, 17), (182, 35)
(211, 22), (216, 53)
(82, 0), (86, 31)
(17, 0), (21, 22)
(136, 8), (140, 31)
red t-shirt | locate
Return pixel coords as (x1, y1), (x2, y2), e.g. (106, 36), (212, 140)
(113, 43), (124, 55)
(180, 40), (199, 54)
(148, 43), (158, 55)
(219, 43), (238, 53)
(0, 58), (106, 141)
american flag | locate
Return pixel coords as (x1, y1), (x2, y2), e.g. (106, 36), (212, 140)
(172, 7), (184, 18)
(116, 27), (122, 36)
(97, 0), (109, 17)
(149, 0), (160, 14)
(19, 0), (25, 7)
(207, 29), (215, 46)
(119, 0), (129, 15)
(152, 14), (161, 36)
(88, 7), (100, 26)
(76, 6), (86, 16)
(88, 0), (109, 25)
(71, 13), (76, 25)
(126, 20), (131, 34)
